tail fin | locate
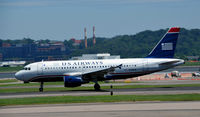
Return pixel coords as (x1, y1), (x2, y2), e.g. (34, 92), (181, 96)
(146, 27), (180, 58)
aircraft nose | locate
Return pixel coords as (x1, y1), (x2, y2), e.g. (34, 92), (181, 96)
(15, 71), (23, 80)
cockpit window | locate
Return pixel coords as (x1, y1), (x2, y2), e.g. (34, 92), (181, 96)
(24, 67), (31, 70)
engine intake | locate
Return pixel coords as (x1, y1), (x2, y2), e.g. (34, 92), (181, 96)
(64, 76), (83, 87)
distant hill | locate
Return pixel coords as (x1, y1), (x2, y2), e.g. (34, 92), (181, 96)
(0, 28), (200, 61)
(72, 28), (200, 59)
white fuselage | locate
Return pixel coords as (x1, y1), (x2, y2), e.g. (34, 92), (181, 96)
(15, 58), (184, 83)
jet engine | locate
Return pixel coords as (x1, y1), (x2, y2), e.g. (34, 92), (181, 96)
(64, 76), (83, 87)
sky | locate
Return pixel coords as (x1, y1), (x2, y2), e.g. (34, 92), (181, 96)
(0, 0), (200, 41)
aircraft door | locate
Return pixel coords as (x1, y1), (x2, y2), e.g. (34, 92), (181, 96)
(81, 64), (85, 75)
(143, 59), (149, 71)
(37, 62), (43, 75)
(135, 61), (144, 72)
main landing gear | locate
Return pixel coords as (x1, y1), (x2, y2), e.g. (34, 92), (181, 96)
(39, 82), (44, 92)
(94, 83), (101, 91)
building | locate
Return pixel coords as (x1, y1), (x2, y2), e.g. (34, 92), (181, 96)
(0, 53), (2, 61)
(0, 61), (26, 67)
(71, 53), (120, 60)
(186, 56), (200, 61)
(70, 38), (82, 46)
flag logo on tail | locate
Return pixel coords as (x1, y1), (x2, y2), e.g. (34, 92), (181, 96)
(146, 27), (180, 58)
(161, 43), (173, 50)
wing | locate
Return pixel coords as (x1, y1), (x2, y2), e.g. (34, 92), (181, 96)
(82, 64), (122, 81)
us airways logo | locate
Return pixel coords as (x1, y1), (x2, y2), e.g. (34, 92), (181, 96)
(161, 43), (173, 50)
(62, 61), (104, 66)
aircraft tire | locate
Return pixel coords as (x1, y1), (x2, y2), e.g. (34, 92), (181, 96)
(94, 83), (101, 91)
(39, 88), (43, 92)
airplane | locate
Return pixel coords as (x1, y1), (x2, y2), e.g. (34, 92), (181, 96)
(15, 27), (184, 92)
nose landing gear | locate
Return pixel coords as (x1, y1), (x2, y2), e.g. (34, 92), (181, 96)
(94, 83), (101, 91)
(39, 82), (44, 92)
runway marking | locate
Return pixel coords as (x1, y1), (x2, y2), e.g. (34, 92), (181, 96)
(1, 101), (200, 114)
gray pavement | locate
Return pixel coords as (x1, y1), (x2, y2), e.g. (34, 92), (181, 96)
(1, 101), (200, 117)
(1, 80), (200, 89)
(1, 80), (200, 99)
(1, 86), (200, 99)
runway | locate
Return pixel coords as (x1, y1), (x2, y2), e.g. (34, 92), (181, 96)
(1, 81), (200, 117)
(1, 79), (200, 89)
(1, 101), (200, 117)
(1, 86), (200, 99)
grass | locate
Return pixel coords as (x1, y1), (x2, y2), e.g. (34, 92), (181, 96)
(1, 83), (200, 93)
(0, 94), (200, 106)
(0, 80), (140, 87)
(0, 81), (62, 87)
(0, 79), (18, 83)
(182, 61), (200, 66)
(0, 66), (23, 73)
(0, 81), (117, 87)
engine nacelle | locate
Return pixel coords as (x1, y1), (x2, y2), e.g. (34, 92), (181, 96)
(64, 76), (83, 87)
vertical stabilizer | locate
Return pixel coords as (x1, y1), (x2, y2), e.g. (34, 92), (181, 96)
(146, 27), (180, 58)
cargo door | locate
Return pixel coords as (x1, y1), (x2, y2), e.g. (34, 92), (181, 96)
(143, 59), (149, 72)
(37, 62), (43, 75)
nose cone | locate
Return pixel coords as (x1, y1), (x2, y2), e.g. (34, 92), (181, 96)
(15, 71), (23, 81)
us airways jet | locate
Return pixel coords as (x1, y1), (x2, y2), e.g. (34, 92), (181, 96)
(15, 27), (184, 92)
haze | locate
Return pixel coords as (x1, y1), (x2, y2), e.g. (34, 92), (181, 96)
(0, 0), (200, 40)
